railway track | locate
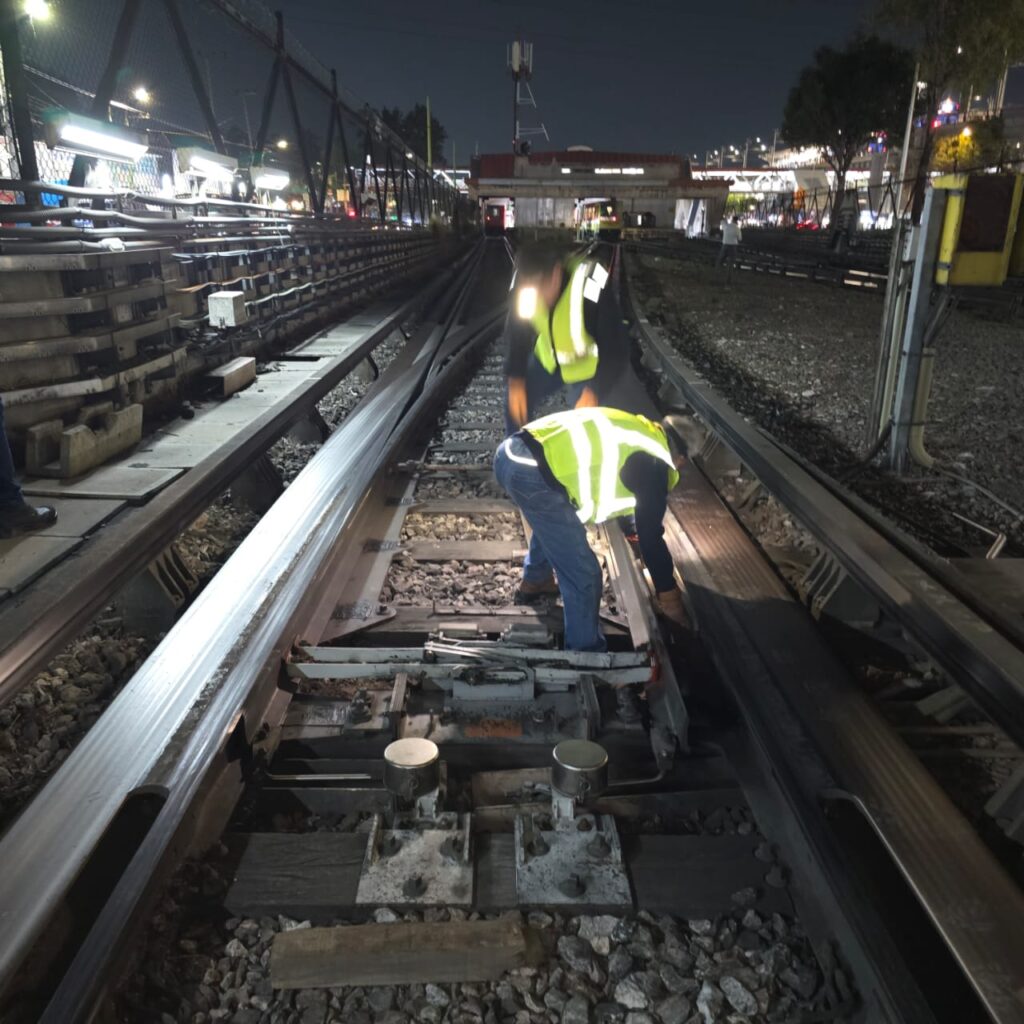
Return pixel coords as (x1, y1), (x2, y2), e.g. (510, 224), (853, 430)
(0, 239), (1021, 1024)
(0, 238), (472, 709)
(623, 232), (890, 293)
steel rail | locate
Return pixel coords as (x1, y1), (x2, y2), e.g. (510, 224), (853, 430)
(623, 263), (1024, 750)
(662, 474), (1024, 1023)
(0, 248), (473, 707)
(0, 250), (507, 1021)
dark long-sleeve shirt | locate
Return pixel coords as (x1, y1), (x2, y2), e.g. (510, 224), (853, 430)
(503, 265), (630, 398)
(619, 453), (676, 593)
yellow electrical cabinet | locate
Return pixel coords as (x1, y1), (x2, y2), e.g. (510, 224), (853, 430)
(933, 173), (1024, 287)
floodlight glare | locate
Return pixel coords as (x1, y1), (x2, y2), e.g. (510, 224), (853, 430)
(44, 110), (148, 163)
(253, 169), (290, 190)
(177, 146), (238, 183)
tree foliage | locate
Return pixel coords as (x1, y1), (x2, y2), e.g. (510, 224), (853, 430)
(877, 0), (1024, 100)
(380, 104), (448, 165)
(876, 0), (1024, 216)
(781, 35), (915, 194)
(931, 117), (1004, 171)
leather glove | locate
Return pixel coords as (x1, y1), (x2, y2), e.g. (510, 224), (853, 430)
(575, 386), (599, 409)
(656, 587), (691, 629)
(507, 377), (528, 427)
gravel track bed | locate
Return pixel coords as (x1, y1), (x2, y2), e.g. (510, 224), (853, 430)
(402, 513), (521, 542)
(268, 331), (407, 485)
(116, 850), (828, 1024)
(383, 557), (521, 607)
(634, 257), (1024, 553)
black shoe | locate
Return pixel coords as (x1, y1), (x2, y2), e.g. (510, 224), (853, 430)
(0, 502), (57, 538)
(514, 577), (560, 605)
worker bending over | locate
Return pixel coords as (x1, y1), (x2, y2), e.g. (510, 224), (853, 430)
(493, 406), (688, 651)
(504, 243), (644, 433)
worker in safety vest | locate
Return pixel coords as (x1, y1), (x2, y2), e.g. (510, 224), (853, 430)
(504, 243), (645, 433)
(493, 407), (688, 651)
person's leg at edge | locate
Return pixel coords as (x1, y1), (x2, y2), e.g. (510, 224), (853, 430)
(0, 397), (23, 509)
(0, 397), (57, 535)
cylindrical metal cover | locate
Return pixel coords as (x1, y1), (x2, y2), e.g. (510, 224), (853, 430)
(383, 737), (440, 799)
(552, 739), (608, 802)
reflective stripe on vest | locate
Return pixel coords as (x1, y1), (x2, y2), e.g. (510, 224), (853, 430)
(525, 408), (679, 524)
(513, 259), (608, 384)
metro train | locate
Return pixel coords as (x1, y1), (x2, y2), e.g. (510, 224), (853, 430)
(576, 198), (622, 241)
(483, 200), (513, 235)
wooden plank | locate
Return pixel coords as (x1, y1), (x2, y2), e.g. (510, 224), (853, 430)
(207, 355), (257, 397)
(626, 834), (792, 915)
(474, 833), (518, 910)
(225, 833), (366, 918)
(407, 540), (524, 562)
(270, 914), (530, 989)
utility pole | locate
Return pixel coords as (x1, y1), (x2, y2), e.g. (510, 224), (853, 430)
(426, 96), (432, 169)
(894, 63), (921, 218)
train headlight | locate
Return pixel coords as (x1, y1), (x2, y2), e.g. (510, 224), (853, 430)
(516, 286), (538, 319)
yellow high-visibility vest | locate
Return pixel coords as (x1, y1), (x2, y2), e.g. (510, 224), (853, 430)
(525, 407), (679, 524)
(514, 259), (609, 383)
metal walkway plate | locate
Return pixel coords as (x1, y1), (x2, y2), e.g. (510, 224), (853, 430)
(22, 466), (184, 502)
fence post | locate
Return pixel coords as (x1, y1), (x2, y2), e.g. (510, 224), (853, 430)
(0, 0), (38, 183)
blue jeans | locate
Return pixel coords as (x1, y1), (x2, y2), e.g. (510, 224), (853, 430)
(504, 353), (584, 435)
(0, 398), (24, 509)
(493, 435), (606, 652)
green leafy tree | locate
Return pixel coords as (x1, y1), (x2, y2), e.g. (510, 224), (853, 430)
(782, 35), (914, 211)
(877, 0), (1024, 214)
(932, 117), (1004, 171)
(380, 104), (447, 165)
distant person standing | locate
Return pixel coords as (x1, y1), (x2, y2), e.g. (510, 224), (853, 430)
(716, 215), (742, 268)
(0, 397), (56, 537)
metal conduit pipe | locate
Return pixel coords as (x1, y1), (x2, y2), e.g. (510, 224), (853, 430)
(907, 349), (937, 469)
(905, 289), (953, 470)
(0, 239), (156, 254)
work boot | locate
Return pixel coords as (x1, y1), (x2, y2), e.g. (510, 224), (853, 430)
(0, 501), (56, 538)
(514, 576), (560, 605)
(656, 587), (691, 630)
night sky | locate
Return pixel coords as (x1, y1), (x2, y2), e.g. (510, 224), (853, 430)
(283, 0), (875, 161)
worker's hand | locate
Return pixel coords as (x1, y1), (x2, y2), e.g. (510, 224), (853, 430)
(507, 377), (528, 427)
(575, 386), (599, 409)
(673, 454), (687, 470)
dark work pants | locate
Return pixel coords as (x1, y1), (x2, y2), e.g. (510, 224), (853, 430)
(493, 435), (606, 652)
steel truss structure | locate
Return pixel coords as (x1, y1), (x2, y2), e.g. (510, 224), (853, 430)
(0, 0), (461, 221)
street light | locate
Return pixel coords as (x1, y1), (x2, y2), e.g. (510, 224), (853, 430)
(132, 86), (152, 106)
(276, 138), (288, 150)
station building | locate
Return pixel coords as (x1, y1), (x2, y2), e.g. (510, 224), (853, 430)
(467, 149), (731, 235)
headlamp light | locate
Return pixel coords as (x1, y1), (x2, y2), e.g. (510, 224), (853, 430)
(516, 286), (538, 319)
